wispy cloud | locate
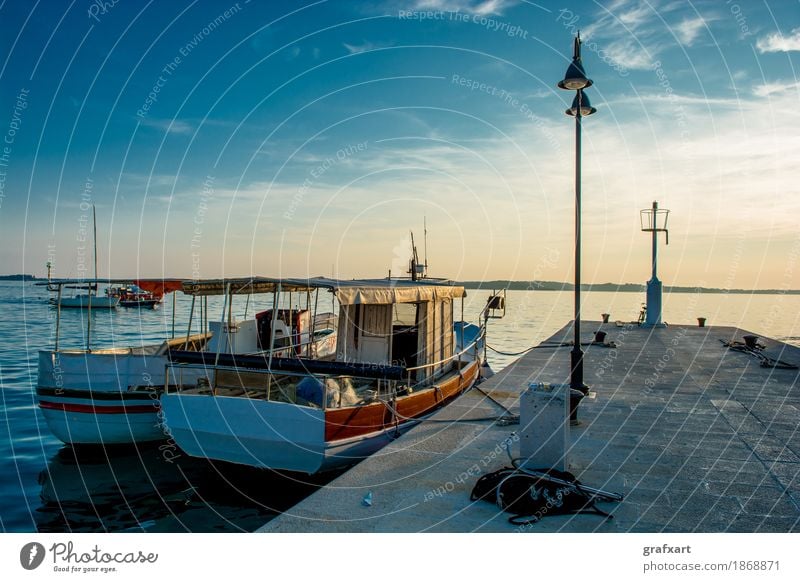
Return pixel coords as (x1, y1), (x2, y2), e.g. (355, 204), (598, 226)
(757, 27), (800, 53)
(410, 0), (516, 15)
(675, 17), (706, 46)
(753, 80), (800, 97)
(583, 0), (666, 70)
(343, 41), (390, 54)
(139, 118), (193, 135)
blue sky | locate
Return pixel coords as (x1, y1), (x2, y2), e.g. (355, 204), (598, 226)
(1, 0), (799, 288)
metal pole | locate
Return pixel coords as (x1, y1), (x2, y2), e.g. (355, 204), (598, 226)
(651, 201), (658, 281)
(227, 286), (233, 353)
(570, 90), (586, 391)
(55, 284), (62, 351)
(171, 291), (176, 339)
(268, 285), (280, 369)
(184, 295), (196, 350)
(214, 285), (229, 367)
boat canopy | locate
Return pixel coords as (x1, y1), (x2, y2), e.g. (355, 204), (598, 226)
(179, 276), (466, 304)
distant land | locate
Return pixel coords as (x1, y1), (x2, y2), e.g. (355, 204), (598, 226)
(0, 274), (38, 281)
(460, 280), (800, 295)
(1, 274), (798, 294)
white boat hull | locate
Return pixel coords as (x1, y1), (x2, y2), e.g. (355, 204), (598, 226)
(161, 395), (327, 473)
(160, 394), (421, 473)
(37, 350), (166, 445)
(39, 395), (164, 444)
(55, 295), (119, 309)
(160, 357), (481, 474)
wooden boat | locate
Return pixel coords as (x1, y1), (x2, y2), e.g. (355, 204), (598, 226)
(160, 276), (489, 474)
(36, 279), (338, 445)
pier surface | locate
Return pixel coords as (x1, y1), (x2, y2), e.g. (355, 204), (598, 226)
(260, 323), (800, 532)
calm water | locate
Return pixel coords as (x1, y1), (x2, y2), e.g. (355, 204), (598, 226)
(1, 281), (799, 532)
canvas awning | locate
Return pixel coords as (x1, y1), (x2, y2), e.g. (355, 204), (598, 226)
(179, 276), (466, 304)
(134, 279), (184, 298)
(329, 281), (466, 305)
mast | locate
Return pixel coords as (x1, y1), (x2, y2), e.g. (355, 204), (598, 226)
(93, 204), (98, 291)
(86, 205), (96, 350)
(423, 216), (428, 276)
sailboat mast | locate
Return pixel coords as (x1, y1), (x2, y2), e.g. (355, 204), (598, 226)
(93, 204), (98, 292)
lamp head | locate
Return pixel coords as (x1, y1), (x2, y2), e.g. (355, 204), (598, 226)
(566, 90), (597, 117)
(558, 33), (593, 91)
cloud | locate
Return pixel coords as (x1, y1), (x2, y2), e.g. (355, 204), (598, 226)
(410, 0), (516, 15)
(602, 38), (659, 70)
(139, 118), (193, 135)
(753, 80), (800, 97)
(582, 0), (668, 71)
(757, 27), (800, 53)
(343, 41), (377, 54)
(675, 17), (706, 46)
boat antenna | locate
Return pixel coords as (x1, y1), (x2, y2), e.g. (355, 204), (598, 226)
(409, 230), (420, 281)
(423, 216), (428, 278)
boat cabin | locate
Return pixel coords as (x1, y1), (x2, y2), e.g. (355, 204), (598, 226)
(168, 277), (473, 404)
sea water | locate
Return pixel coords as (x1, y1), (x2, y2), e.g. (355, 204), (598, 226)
(1, 281), (798, 532)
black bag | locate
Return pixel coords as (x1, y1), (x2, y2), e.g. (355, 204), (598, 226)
(471, 466), (613, 526)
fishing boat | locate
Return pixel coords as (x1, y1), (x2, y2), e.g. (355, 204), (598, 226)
(36, 280), (338, 445)
(160, 276), (491, 474)
(106, 284), (161, 308)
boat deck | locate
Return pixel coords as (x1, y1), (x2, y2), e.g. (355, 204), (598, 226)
(259, 322), (800, 532)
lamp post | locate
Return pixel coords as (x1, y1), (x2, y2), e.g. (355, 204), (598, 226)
(640, 201), (670, 327)
(558, 32), (596, 393)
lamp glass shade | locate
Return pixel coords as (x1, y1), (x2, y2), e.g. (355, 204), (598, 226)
(566, 91), (597, 117)
(558, 60), (593, 91)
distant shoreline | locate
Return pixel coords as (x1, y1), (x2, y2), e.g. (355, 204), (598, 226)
(461, 281), (800, 295)
(0, 274), (38, 281)
(1, 274), (798, 294)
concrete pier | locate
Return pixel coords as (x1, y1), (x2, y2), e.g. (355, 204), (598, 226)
(260, 323), (800, 532)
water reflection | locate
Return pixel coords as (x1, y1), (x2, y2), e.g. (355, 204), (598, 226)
(36, 445), (340, 532)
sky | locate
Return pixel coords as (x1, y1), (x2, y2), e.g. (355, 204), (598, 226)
(0, 0), (799, 289)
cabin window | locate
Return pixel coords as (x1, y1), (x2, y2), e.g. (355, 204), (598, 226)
(393, 303), (417, 326)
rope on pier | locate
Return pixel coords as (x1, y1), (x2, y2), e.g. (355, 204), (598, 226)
(378, 397), (519, 427)
(719, 339), (798, 370)
(487, 343), (568, 356)
(487, 340), (617, 357)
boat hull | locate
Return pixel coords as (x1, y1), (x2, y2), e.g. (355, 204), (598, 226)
(38, 390), (164, 444)
(36, 349), (167, 445)
(55, 295), (120, 309)
(160, 358), (480, 473)
(119, 299), (160, 308)
(161, 396), (327, 473)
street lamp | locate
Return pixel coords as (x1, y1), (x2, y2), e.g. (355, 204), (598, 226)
(640, 201), (670, 327)
(558, 32), (596, 393)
